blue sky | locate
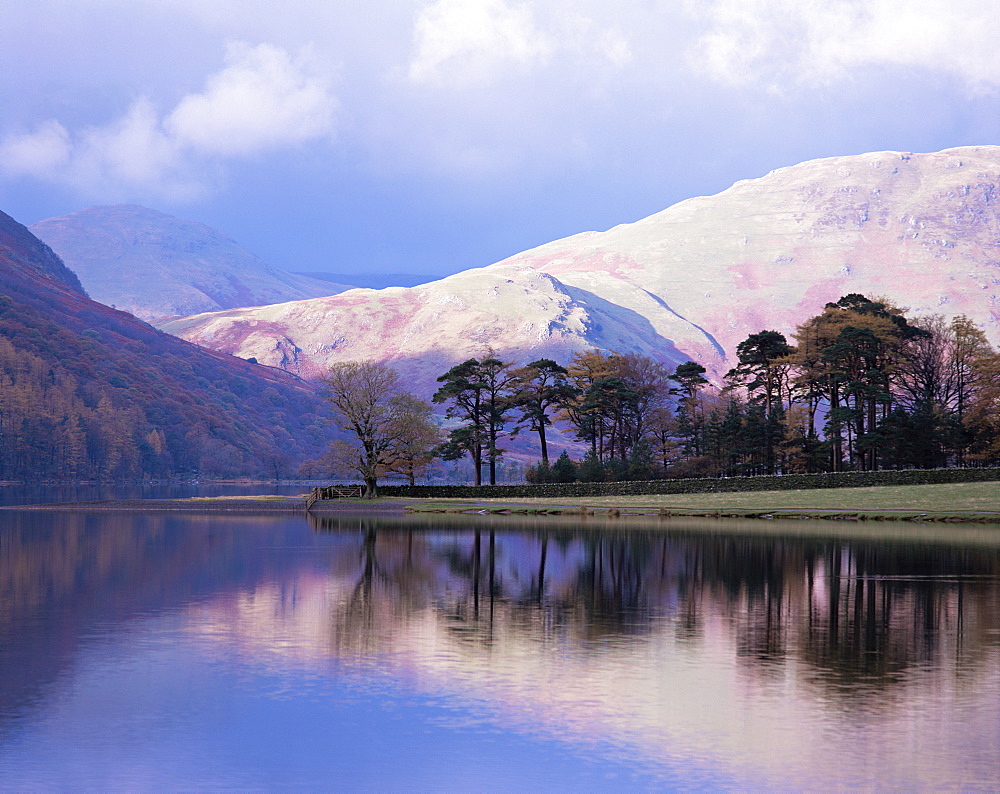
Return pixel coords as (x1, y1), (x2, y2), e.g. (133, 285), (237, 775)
(2, 0), (999, 277)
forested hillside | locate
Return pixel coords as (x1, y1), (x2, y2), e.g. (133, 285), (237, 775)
(0, 210), (333, 480)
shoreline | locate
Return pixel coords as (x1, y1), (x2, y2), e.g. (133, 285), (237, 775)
(404, 502), (1000, 523)
(3, 495), (1000, 523)
(0, 497), (413, 514)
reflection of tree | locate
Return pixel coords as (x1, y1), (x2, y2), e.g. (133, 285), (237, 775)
(664, 532), (1000, 695)
(795, 543), (999, 694)
(309, 515), (1000, 698)
(309, 516), (444, 657)
(5, 509), (999, 736)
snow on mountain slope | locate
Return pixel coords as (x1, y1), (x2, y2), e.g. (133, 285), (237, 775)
(510, 146), (1000, 364)
(30, 205), (349, 322)
(162, 146), (1000, 389)
(162, 264), (716, 393)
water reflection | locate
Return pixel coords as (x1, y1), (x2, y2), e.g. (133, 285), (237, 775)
(301, 515), (1000, 693)
(0, 481), (317, 507)
(1, 511), (998, 788)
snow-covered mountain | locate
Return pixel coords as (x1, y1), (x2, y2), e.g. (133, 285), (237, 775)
(162, 264), (718, 389)
(30, 205), (351, 322)
(161, 146), (1000, 392)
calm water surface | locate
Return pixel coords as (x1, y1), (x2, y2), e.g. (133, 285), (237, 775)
(0, 482), (318, 507)
(1, 508), (998, 790)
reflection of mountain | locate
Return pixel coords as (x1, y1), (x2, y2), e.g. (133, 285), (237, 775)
(190, 519), (1000, 785)
(2, 514), (998, 786)
(0, 512), (317, 736)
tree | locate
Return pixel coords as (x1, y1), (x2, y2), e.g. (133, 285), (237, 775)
(725, 330), (794, 474)
(382, 393), (442, 485)
(960, 334), (1000, 465)
(433, 359), (488, 485)
(790, 294), (928, 471)
(577, 449), (604, 482)
(477, 355), (517, 485)
(670, 361), (709, 459)
(551, 450), (578, 482)
(645, 404), (679, 474)
(562, 349), (620, 460)
(433, 356), (515, 486)
(321, 360), (437, 498)
(509, 358), (577, 465)
(562, 350), (671, 465)
(578, 375), (639, 462)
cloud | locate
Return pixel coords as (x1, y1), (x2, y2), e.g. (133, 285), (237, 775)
(690, 0), (1000, 92)
(0, 120), (71, 178)
(167, 42), (335, 156)
(76, 99), (190, 196)
(407, 0), (632, 86)
(0, 42), (336, 200)
(409, 0), (552, 85)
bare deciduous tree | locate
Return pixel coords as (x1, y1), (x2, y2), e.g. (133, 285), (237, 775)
(322, 360), (438, 497)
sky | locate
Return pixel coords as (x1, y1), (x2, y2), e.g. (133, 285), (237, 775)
(2, 0), (999, 278)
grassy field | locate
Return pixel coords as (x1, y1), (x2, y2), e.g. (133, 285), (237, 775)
(403, 481), (1000, 521)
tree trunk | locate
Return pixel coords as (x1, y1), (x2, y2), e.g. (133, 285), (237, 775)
(472, 442), (482, 486)
(538, 422), (549, 466)
(363, 476), (378, 499)
(488, 425), (497, 485)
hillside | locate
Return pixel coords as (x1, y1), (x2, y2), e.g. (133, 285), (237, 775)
(162, 146), (1000, 392)
(30, 205), (350, 322)
(162, 265), (716, 391)
(0, 209), (334, 480)
(294, 272), (440, 290)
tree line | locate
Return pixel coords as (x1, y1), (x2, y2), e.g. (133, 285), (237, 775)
(316, 293), (1000, 495)
(0, 293), (335, 481)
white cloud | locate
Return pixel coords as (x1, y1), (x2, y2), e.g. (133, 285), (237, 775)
(167, 42), (335, 156)
(0, 42), (337, 200)
(409, 0), (553, 85)
(407, 0), (633, 87)
(690, 0), (1000, 91)
(75, 98), (187, 194)
(0, 120), (71, 178)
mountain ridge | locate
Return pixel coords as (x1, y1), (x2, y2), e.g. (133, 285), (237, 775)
(30, 205), (350, 322)
(160, 146), (1000, 392)
(0, 209), (333, 480)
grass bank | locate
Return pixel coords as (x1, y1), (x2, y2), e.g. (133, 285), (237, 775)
(403, 481), (1000, 522)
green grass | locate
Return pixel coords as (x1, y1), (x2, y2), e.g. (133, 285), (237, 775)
(470, 481), (999, 511)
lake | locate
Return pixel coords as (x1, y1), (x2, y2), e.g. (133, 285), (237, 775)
(1, 507), (998, 789)
(0, 481), (319, 507)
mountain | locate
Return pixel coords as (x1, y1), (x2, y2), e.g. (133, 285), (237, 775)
(161, 146), (1000, 392)
(0, 209), (333, 480)
(161, 264), (717, 392)
(29, 205), (350, 322)
(294, 271), (441, 290)
(0, 212), (87, 296)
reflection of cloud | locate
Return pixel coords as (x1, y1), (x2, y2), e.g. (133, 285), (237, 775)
(0, 42), (336, 200)
(691, 0), (1000, 92)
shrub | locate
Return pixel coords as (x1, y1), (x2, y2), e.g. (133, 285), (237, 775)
(551, 451), (578, 483)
